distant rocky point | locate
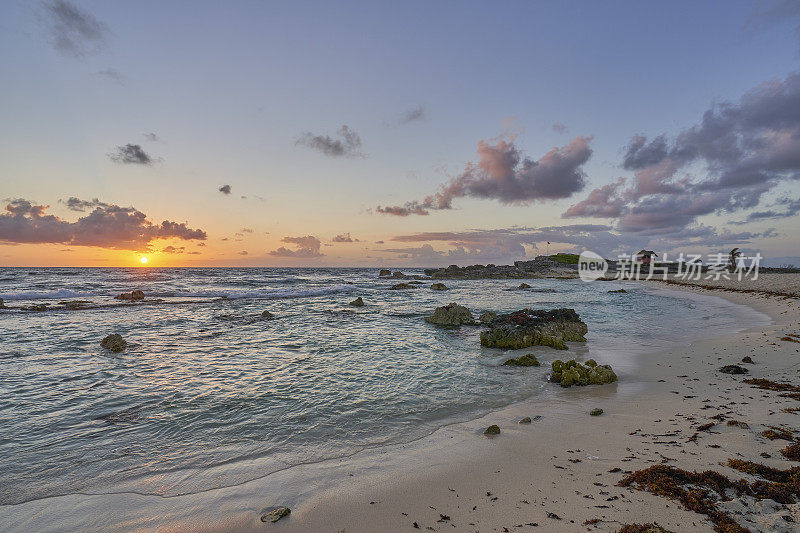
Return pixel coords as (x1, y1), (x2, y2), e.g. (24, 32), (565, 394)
(421, 255), (580, 280)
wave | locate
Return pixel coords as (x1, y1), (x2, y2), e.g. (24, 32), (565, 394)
(0, 285), (352, 302)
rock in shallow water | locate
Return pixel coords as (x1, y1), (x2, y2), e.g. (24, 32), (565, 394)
(389, 283), (414, 290)
(480, 308), (588, 350)
(349, 297), (365, 306)
(501, 353), (540, 367)
(261, 310), (275, 319)
(260, 507), (290, 523)
(430, 282), (449, 290)
(519, 416), (532, 424)
(484, 424), (501, 435)
(100, 334), (127, 352)
(424, 303), (477, 327)
(589, 408), (604, 416)
(518, 282), (532, 289)
(551, 359), (617, 387)
(114, 290), (145, 301)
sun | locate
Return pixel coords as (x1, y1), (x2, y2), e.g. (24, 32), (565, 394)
(140, 257), (149, 264)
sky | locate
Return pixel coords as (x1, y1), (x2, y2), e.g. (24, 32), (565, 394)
(1, 0), (800, 267)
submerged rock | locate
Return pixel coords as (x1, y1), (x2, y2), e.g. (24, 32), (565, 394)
(424, 303), (477, 327)
(719, 364), (748, 374)
(480, 308), (588, 350)
(389, 283), (414, 290)
(551, 359), (617, 387)
(100, 334), (127, 352)
(24, 303), (49, 311)
(518, 282), (532, 289)
(519, 416), (532, 424)
(115, 290), (145, 301)
(589, 408), (604, 416)
(484, 424), (501, 435)
(501, 353), (541, 367)
(378, 269), (392, 277)
(260, 507), (290, 523)
(430, 282), (449, 291)
(261, 310), (275, 319)
(0, 297), (4, 308)
(608, 288), (628, 293)
(349, 297), (365, 306)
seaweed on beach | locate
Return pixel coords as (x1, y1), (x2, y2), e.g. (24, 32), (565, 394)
(742, 378), (800, 393)
(761, 427), (795, 441)
(781, 443), (800, 461)
(618, 524), (674, 533)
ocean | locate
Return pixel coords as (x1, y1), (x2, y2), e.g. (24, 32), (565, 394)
(0, 267), (767, 507)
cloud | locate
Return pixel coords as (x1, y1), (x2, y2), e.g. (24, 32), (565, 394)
(377, 135), (593, 216)
(552, 123), (568, 133)
(296, 125), (364, 158)
(565, 71), (800, 233)
(143, 132), (160, 142)
(41, 0), (108, 58)
(219, 184), (232, 195)
(332, 232), (359, 242)
(0, 199), (206, 250)
(268, 235), (324, 257)
(241, 227), (254, 233)
(238, 250), (249, 255)
(109, 144), (154, 165)
(161, 245), (185, 254)
(399, 105), (426, 124)
(60, 196), (109, 212)
(94, 68), (124, 84)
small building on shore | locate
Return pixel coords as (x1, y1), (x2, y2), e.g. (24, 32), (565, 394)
(636, 250), (657, 268)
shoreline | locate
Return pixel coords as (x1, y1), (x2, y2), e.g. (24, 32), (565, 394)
(3, 280), (798, 531)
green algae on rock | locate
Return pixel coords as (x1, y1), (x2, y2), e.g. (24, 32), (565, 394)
(501, 353), (541, 367)
(589, 408), (603, 416)
(424, 303), (478, 327)
(479, 308), (588, 350)
(100, 334), (126, 353)
(519, 416), (532, 424)
(550, 359), (617, 387)
(484, 424), (501, 435)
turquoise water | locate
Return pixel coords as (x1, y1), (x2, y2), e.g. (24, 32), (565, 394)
(0, 267), (761, 506)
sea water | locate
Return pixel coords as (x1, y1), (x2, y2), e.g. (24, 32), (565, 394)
(0, 267), (767, 506)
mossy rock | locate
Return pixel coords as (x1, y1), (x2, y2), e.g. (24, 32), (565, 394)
(100, 334), (126, 352)
(260, 507), (290, 523)
(484, 424), (501, 435)
(519, 416), (532, 424)
(551, 359), (617, 387)
(430, 282), (449, 290)
(479, 311), (497, 325)
(501, 353), (540, 367)
(589, 408), (604, 416)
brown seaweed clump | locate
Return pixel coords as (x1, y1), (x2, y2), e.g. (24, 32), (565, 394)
(781, 443), (800, 461)
(618, 524), (674, 533)
(617, 460), (800, 532)
(761, 427), (794, 441)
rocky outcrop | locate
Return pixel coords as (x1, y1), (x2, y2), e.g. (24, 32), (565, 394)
(589, 408), (604, 416)
(424, 257), (580, 279)
(378, 269), (392, 277)
(480, 308), (588, 350)
(261, 507), (290, 523)
(484, 424), (501, 435)
(424, 303), (478, 326)
(501, 353), (540, 367)
(518, 282), (532, 289)
(550, 359), (617, 387)
(719, 364), (748, 374)
(389, 283), (415, 290)
(115, 290), (145, 301)
(349, 297), (365, 306)
(430, 282), (449, 290)
(479, 311), (497, 325)
(261, 310), (275, 319)
(0, 297), (4, 308)
(101, 334), (127, 352)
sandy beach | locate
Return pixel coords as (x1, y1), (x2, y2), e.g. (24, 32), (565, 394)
(272, 276), (800, 533)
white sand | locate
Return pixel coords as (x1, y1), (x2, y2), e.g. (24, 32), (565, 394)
(2, 278), (799, 532)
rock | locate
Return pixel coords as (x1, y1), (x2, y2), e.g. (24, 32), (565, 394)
(501, 353), (540, 367)
(389, 283), (414, 290)
(424, 303), (477, 326)
(589, 408), (604, 416)
(378, 269), (392, 277)
(480, 308), (588, 350)
(479, 311), (497, 325)
(261, 310), (275, 319)
(260, 507), (291, 523)
(719, 364), (748, 374)
(392, 271), (405, 278)
(519, 417), (532, 424)
(24, 303), (49, 311)
(430, 282), (449, 291)
(741, 356), (754, 364)
(349, 297), (365, 306)
(608, 289), (627, 293)
(115, 290), (145, 301)
(0, 297), (4, 308)
(100, 334), (127, 352)
(484, 424), (501, 435)
(551, 359), (617, 387)
(518, 282), (532, 289)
